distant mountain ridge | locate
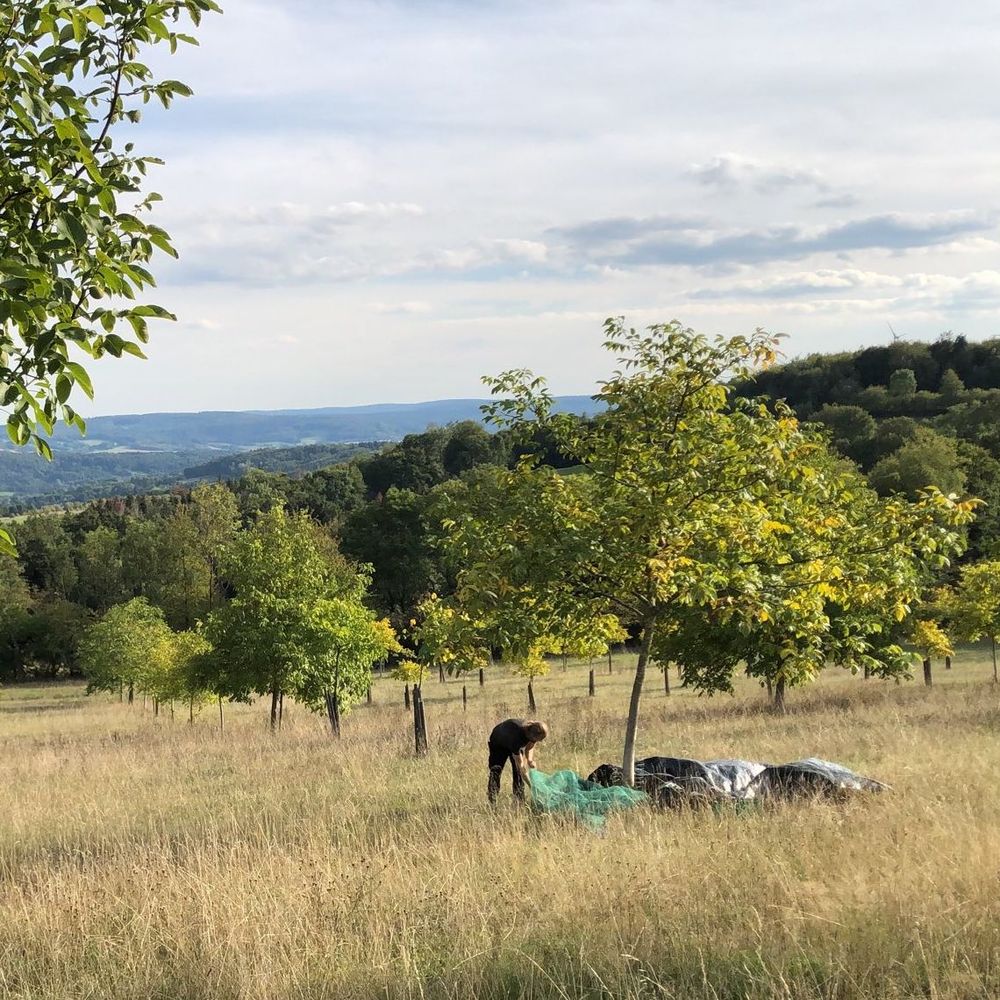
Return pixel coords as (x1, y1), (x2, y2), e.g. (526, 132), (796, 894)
(48, 396), (600, 453)
(0, 396), (601, 508)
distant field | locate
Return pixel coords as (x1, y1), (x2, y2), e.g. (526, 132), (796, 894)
(1, 653), (999, 999)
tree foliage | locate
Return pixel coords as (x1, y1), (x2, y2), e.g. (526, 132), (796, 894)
(438, 320), (977, 785)
(0, 0), (220, 555)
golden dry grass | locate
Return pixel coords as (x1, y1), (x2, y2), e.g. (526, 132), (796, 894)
(1, 654), (999, 1000)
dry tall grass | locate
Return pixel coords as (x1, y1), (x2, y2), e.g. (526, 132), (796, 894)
(1, 654), (999, 1000)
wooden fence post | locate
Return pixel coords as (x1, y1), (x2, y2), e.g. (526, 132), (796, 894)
(413, 686), (428, 757)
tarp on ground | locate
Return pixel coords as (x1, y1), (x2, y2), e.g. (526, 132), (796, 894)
(528, 768), (648, 830)
(587, 756), (888, 805)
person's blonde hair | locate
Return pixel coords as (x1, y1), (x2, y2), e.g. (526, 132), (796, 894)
(525, 721), (549, 741)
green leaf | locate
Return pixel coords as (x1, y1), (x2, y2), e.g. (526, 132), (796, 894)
(65, 361), (94, 399)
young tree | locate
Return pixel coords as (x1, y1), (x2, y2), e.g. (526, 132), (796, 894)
(437, 320), (976, 786)
(296, 597), (399, 736)
(0, 1), (220, 555)
(204, 506), (367, 728)
(946, 561), (1000, 683)
(78, 597), (174, 703)
(909, 619), (953, 687)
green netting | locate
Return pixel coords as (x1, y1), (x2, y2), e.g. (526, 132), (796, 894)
(528, 769), (648, 830)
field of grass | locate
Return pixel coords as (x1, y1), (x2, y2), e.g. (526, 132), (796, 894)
(2, 653), (999, 999)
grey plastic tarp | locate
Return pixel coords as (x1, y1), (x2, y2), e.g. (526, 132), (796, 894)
(587, 756), (888, 805)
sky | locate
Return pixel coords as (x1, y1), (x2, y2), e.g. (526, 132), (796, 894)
(85, 0), (1000, 415)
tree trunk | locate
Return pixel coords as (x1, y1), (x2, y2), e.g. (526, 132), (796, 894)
(773, 676), (786, 713)
(479, 667), (485, 687)
(993, 636), (998, 684)
(462, 685), (467, 711)
(325, 689), (341, 738)
(189, 697), (194, 724)
(588, 668), (595, 696)
(218, 695), (224, 734)
(608, 649), (613, 674)
(119, 683), (123, 703)
(945, 655), (952, 671)
(154, 698), (159, 718)
(923, 657), (932, 687)
(367, 685), (372, 706)
(863, 664), (870, 680)
(562, 652), (568, 672)
(527, 680), (536, 712)
(278, 691), (284, 729)
(270, 687), (280, 730)
(623, 622), (656, 788)
(404, 683), (410, 709)
(439, 663), (445, 684)
(663, 663), (670, 696)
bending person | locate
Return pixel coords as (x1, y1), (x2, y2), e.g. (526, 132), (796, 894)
(487, 718), (549, 803)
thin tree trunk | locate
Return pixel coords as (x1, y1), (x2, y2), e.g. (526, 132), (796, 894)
(119, 683), (123, 703)
(528, 680), (536, 713)
(608, 648), (613, 674)
(404, 683), (410, 709)
(367, 685), (372, 706)
(864, 664), (870, 680)
(270, 687), (280, 730)
(479, 667), (484, 687)
(623, 622), (656, 788)
(993, 636), (998, 684)
(663, 663), (670, 696)
(279, 691), (284, 729)
(439, 663), (445, 684)
(154, 698), (159, 718)
(325, 689), (341, 737)
(945, 655), (952, 671)
(588, 669), (595, 696)
(189, 696), (194, 724)
(923, 657), (932, 687)
(218, 695), (224, 734)
(773, 676), (786, 713)
(462, 685), (467, 711)
(562, 652), (568, 673)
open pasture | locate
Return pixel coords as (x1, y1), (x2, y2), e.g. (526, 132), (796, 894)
(1, 654), (999, 1000)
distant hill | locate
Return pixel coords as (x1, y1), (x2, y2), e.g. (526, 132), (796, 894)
(182, 442), (385, 481)
(0, 395), (600, 507)
(47, 396), (601, 453)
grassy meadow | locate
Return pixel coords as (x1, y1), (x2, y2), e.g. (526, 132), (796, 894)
(1, 653), (1000, 1000)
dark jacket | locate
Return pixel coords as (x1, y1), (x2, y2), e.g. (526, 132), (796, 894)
(488, 718), (533, 755)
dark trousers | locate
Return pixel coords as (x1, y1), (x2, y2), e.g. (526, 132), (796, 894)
(488, 744), (526, 802)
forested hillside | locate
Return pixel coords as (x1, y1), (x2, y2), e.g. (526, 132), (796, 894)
(739, 333), (1000, 559)
(0, 396), (599, 508)
(4, 334), (1000, 687)
(0, 420), (559, 682)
